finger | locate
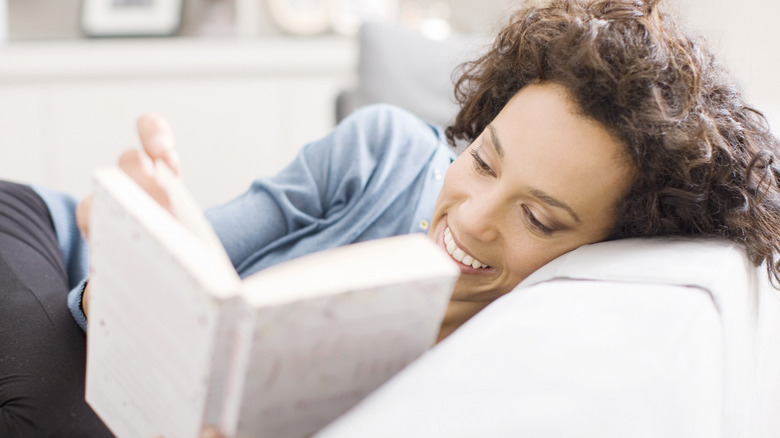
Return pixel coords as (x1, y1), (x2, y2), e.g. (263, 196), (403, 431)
(199, 426), (225, 438)
(136, 113), (181, 175)
(76, 195), (93, 240)
(118, 149), (171, 211)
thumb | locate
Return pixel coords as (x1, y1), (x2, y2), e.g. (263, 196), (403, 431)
(137, 113), (182, 175)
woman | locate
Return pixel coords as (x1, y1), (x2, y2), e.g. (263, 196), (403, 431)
(2, 0), (778, 436)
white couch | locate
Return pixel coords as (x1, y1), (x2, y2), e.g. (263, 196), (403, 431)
(316, 238), (780, 437)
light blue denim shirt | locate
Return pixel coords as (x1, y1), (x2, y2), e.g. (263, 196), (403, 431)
(37, 105), (457, 331)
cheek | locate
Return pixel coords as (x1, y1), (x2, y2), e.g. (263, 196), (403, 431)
(502, 243), (549, 280)
(436, 160), (471, 206)
(500, 238), (577, 285)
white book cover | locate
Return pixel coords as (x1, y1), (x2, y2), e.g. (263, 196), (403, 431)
(84, 166), (459, 438)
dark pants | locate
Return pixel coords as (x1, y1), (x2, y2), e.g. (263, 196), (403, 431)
(0, 181), (112, 437)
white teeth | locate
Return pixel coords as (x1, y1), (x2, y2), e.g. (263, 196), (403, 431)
(443, 227), (489, 269)
(446, 240), (456, 254)
(452, 248), (465, 261)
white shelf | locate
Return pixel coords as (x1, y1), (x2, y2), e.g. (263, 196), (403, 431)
(0, 36), (357, 81)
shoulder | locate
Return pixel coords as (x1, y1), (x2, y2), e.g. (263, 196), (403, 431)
(343, 103), (434, 125)
(336, 104), (446, 159)
(298, 104), (451, 182)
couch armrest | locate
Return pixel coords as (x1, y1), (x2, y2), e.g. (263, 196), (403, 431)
(316, 279), (721, 437)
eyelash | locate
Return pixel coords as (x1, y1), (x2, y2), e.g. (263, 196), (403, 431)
(522, 205), (554, 236)
(469, 148), (555, 236)
(469, 148), (496, 177)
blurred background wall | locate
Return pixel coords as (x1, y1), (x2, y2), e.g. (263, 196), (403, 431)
(4, 0), (776, 104)
(0, 0), (777, 205)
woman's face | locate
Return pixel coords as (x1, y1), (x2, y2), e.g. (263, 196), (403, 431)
(429, 82), (635, 302)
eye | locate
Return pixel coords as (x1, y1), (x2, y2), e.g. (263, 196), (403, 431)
(522, 205), (554, 236)
(469, 148), (496, 177)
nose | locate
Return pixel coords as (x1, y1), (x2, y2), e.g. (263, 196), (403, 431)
(457, 190), (502, 243)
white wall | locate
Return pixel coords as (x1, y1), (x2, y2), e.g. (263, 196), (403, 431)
(671, 0), (780, 131)
(449, 0), (780, 133)
(424, 0), (780, 132)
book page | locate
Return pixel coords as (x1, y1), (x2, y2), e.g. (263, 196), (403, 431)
(238, 278), (455, 438)
(233, 235), (459, 437)
(202, 296), (254, 436)
(86, 168), (241, 438)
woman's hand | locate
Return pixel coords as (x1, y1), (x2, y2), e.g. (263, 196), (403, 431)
(76, 113), (181, 239)
(152, 426), (224, 438)
(198, 427), (224, 438)
(76, 113), (183, 319)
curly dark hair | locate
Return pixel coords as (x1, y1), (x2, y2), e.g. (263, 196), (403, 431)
(446, 0), (780, 284)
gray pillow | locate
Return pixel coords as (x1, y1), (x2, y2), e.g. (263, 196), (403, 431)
(338, 22), (488, 129)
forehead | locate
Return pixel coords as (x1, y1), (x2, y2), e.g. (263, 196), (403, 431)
(490, 83), (633, 221)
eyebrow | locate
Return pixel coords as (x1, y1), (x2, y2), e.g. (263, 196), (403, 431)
(486, 125), (504, 158)
(529, 188), (582, 224)
(487, 124), (580, 224)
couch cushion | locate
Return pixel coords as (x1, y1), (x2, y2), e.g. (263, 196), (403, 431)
(338, 22), (488, 128)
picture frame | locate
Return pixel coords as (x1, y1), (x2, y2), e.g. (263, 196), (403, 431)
(81, 0), (184, 37)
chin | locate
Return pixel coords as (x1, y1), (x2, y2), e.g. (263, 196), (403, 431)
(450, 277), (513, 302)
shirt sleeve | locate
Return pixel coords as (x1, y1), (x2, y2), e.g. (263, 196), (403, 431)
(31, 185), (91, 331)
(205, 104), (442, 277)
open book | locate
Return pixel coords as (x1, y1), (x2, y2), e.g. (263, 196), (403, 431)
(84, 164), (459, 438)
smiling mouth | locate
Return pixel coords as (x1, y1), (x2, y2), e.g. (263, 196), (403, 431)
(444, 227), (490, 269)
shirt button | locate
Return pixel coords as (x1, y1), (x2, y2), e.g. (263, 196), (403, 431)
(419, 220), (429, 230)
(434, 169), (442, 180)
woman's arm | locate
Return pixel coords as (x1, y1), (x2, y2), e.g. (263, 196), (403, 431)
(205, 104), (441, 277)
(72, 114), (182, 328)
(71, 104), (440, 327)
(31, 186), (91, 329)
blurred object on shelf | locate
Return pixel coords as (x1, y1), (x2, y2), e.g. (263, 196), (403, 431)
(194, 0), (234, 36)
(329, 0), (398, 36)
(2, 0), (513, 41)
(8, 0), (82, 40)
(266, 0), (329, 35)
(180, 0), (277, 37)
(399, 1), (450, 40)
(81, 0), (184, 37)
